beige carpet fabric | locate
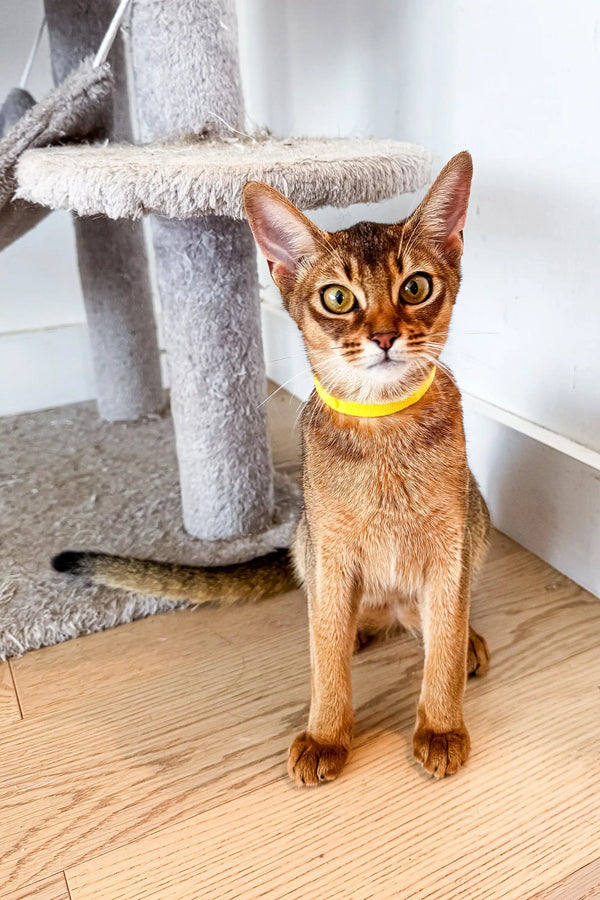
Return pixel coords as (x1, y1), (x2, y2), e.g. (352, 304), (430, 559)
(16, 136), (431, 220)
(0, 400), (301, 660)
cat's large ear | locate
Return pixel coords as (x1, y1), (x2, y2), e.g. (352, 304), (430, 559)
(410, 151), (473, 263)
(243, 182), (324, 291)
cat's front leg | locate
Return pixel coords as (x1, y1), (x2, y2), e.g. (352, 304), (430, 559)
(288, 549), (358, 786)
(413, 547), (471, 778)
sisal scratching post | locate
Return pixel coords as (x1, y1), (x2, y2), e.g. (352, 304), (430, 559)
(44, 0), (164, 421)
(130, 0), (274, 539)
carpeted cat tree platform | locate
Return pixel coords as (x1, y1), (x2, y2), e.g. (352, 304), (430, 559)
(13, 0), (430, 568)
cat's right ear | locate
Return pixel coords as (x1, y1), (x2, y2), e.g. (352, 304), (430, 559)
(243, 183), (323, 291)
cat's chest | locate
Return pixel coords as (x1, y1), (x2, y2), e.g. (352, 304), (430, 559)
(306, 425), (445, 512)
(302, 405), (467, 556)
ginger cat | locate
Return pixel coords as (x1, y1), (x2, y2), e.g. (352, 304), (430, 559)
(53, 151), (490, 785)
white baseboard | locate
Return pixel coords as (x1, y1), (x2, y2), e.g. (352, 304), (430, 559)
(3, 305), (291, 419)
(3, 305), (301, 420)
(464, 408), (600, 598)
(261, 303), (600, 599)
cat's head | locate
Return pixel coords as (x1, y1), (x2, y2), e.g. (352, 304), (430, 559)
(243, 152), (472, 401)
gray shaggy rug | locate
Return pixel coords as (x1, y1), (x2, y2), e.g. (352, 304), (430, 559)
(0, 397), (301, 660)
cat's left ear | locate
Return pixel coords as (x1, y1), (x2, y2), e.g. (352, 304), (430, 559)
(411, 151), (473, 263)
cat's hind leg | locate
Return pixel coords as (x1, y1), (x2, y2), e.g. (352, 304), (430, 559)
(357, 597), (490, 676)
(354, 595), (420, 653)
(467, 624), (490, 677)
(354, 601), (405, 652)
(466, 476), (491, 677)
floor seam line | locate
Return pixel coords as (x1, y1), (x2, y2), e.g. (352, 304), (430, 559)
(7, 659), (24, 720)
(64, 870), (74, 900)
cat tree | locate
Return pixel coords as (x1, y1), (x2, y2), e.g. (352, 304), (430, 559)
(16, 0), (431, 554)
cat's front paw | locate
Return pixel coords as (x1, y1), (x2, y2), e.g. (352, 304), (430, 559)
(413, 723), (471, 778)
(287, 732), (349, 786)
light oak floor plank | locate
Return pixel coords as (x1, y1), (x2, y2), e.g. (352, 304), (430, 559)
(1, 590), (310, 890)
(64, 644), (600, 900)
(532, 857), (600, 899)
(0, 661), (22, 725)
(484, 527), (521, 563)
(1, 874), (70, 900)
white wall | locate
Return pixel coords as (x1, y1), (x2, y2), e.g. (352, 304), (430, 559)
(0, 0), (94, 413)
(0, 2), (85, 329)
(1, 1), (599, 592)
(240, 0), (600, 449)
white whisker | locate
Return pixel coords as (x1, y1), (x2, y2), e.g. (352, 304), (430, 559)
(397, 220), (407, 262)
(257, 367), (315, 409)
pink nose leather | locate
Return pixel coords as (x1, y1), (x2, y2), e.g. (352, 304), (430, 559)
(371, 332), (397, 350)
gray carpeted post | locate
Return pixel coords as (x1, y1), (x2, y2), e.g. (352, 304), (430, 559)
(152, 216), (274, 539)
(44, 0), (164, 421)
(0, 88), (36, 136)
(130, 0), (275, 540)
(0, 87), (50, 246)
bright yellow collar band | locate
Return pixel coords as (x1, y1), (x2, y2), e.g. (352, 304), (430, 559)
(313, 366), (436, 418)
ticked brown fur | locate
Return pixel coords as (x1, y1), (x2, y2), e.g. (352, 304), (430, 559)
(53, 152), (490, 787)
(244, 152), (490, 784)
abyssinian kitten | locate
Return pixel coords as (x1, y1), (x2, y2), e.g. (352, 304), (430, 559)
(53, 151), (490, 785)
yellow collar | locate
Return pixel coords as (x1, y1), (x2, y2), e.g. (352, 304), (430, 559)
(313, 366), (436, 418)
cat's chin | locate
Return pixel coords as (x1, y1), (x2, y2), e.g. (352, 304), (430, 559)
(361, 358), (410, 384)
(354, 360), (435, 401)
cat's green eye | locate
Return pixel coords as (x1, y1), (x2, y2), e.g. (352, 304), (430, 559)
(400, 273), (432, 305)
(322, 284), (356, 314)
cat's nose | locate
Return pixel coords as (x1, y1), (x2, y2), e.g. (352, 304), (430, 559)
(371, 332), (397, 350)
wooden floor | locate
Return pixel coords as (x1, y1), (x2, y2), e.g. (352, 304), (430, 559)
(2, 388), (600, 899)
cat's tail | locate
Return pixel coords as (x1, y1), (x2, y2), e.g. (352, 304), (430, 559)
(51, 548), (297, 605)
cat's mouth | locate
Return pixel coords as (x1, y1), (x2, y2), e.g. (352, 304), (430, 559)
(364, 357), (407, 370)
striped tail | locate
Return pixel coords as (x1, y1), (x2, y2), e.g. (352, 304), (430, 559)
(51, 548), (297, 605)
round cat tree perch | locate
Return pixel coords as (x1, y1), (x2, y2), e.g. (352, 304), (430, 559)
(16, 138), (431, 220)
(15, 0), (431, 554)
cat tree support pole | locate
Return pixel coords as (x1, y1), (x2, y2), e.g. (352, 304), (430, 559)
(130, 0), (274, 540)
(44, 0), (164, 421)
